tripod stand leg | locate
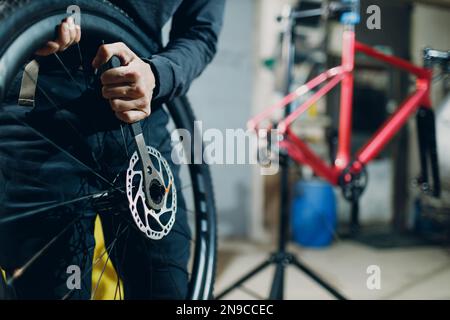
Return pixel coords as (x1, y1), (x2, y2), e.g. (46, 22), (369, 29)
(269, 262), (285, 300)
(426, 109), (441, 197)
(215, 259), (272, 299)
(416, 106), (441, 197)
(291, 256), (346, 300)
(350, 199), (360, 235)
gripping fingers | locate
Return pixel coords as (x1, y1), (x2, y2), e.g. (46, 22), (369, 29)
(110, 97), (151, 113)
(94, 45), (155, 123)
(35, 41), (60, 56)
(115, 110), (149, 124)
(74, 24), (81, 43)
(100, 67), (140, 85)
(66, 20), (77, 48)
(58, 17), (78, 51)
(35, 17), (81, 56)
(92, 43), (136, 69)
(102, 83), (147, 100)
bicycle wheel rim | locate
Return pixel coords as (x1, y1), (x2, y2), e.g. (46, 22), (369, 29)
(0, 0), (216, 300)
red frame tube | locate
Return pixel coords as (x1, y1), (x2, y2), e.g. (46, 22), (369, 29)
(249, 30), (433, 185)
(356, 89), (427, 165)
(336, 29), (356, 170)
(281, 127), (340, 184)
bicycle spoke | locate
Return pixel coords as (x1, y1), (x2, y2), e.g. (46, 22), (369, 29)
(2, 167), (59, 190)
(6, 111), (115, 188)
(120, 124), (130, 158)
(53, 53), (84, 92)
(0, 187), (124, 224)
(0, 0), (216, 300)
(61, 224), (129, 300)
(75, 43), (90, 88)
(90, 129), (132, 178)
(22, 69), (88, 143)
(113, 245), (125, 300)
(114, 226), (130, 300)
(113, 275), (121, 300)
(91, 222), (123, 300)
(91, 248), (112, 300)
(111, 215), (122, 301)
(7, 216), (81, 286)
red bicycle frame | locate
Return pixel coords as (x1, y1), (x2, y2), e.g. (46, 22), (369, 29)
(249, 27), (433, 186)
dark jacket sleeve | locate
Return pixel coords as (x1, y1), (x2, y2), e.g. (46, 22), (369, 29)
(148, 0), (225, 103)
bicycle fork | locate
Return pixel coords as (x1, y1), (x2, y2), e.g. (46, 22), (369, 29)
(416, 106), (441, 198)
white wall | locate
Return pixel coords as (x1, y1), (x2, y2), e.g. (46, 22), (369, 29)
(187, 0), (257, 237)
(187, 0), (296, 239)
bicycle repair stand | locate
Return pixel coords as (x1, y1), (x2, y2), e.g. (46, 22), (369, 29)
(216, 152), (346, 300)
(340, 48), (447, 238)
(216, 4), (346, 300)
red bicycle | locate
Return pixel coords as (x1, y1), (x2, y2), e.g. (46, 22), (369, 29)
(249, 0), (449, 233)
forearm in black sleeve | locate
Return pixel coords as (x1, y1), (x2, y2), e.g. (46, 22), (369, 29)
(147, 0), (225, 103)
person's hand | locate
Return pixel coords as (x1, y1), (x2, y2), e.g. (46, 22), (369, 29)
(35, 17), (81, 56)
(92, 42), (156, 123)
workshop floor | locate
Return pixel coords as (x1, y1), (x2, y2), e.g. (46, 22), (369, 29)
(215, 239), (450, 300)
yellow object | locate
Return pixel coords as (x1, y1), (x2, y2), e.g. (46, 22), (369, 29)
(1, 216), (121, 299)
(91, 216), (123, 300)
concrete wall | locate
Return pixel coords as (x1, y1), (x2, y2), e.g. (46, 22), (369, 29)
(187, 0), (256, 237)
(188, 0), (296, 239)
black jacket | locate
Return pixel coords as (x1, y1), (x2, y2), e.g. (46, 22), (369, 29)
(111, 0), (225, 103)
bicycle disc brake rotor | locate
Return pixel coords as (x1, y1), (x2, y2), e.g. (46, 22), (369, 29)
(126, 146), (177, 240)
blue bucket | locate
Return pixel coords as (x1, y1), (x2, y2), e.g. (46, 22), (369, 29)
(291, 180), (337, 248)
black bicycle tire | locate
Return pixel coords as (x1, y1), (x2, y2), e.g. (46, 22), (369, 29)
(0, 0), (217, 300)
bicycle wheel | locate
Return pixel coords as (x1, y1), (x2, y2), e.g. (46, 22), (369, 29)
(0, 0), (216, 300)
